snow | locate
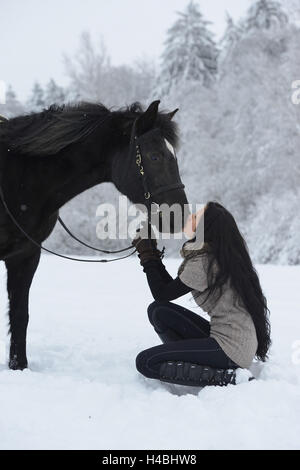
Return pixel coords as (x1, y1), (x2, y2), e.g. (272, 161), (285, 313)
(0, 256), (300, 450)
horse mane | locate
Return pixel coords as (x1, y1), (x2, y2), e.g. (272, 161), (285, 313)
(0, 101), (179, 156)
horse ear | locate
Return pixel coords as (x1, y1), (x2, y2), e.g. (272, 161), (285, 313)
(136, 100), (160, 135)
(167, 108), (179, 120)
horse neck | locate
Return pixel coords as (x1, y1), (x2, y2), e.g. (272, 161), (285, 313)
(30, 140), (113, 215)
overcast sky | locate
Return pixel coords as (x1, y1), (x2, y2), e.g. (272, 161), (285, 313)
(0, 0), (251, 101)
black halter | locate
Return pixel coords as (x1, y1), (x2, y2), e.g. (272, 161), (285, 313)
(132, 118), (185, 213)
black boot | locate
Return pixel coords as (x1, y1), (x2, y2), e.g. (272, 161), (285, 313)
(159, 361), (239, 387)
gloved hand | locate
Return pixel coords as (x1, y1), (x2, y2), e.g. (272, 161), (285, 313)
(132, 222), (165, 265)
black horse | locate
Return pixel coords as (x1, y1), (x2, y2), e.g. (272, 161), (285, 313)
(0, 100), (188, 370)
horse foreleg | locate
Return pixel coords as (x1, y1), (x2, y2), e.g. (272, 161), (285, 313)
(5, 248), (41, 370)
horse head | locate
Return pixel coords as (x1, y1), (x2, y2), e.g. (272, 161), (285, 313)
(112, 100), (189, 234)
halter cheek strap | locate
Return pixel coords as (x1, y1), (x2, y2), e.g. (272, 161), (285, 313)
(134, 135), (151, 203)
(133, 132), (185, 209)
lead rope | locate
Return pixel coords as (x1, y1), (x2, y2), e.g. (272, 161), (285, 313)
(57, 217), (134, 254)
(0, 186), (137, 263)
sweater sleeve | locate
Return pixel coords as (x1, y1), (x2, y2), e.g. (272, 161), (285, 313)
(142, 259), (191, 301)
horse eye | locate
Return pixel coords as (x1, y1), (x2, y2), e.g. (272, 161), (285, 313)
(151, 155), (158, 161)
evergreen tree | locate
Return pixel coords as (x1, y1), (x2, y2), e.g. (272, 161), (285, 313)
(45, 78), (65, 106)
(27, 81), (45, 111)
(219, 12), (244, 57)
(244, 0), (288, 31)
(0, 85), (24, 118)
(157, 0), (218, 95)
(5, 85), (17, 104)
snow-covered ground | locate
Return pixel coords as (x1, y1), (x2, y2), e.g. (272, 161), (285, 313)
(0, 256), (299, 450)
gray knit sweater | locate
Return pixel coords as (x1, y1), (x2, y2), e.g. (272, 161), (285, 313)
(178, 242), (258, 369)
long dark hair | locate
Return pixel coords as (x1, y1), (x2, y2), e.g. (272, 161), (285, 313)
(183, 202), (271, 362)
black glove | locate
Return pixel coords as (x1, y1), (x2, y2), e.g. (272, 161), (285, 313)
(132, 222), (164, 265)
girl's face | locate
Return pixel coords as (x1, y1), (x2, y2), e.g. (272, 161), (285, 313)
(183, 206), (206, 239)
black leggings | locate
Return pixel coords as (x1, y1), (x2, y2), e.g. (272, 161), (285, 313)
(136, 301), (238, 380)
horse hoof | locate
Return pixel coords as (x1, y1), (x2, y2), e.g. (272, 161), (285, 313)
(9, 356), (28, 371)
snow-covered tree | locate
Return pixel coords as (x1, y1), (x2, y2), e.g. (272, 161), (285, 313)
(280, 0), (300, 26)
(219, 12), (244, 61)
(27, 81), (45, 111)
(64, 31), (110, 103)
(160, 21), (300, 264)
(244, 0), (288, 31)
(63, 31), (155, 107)
(157, 0), (218, 95)
(45, 78), (65, 106)
(0, 85), (24, 118)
